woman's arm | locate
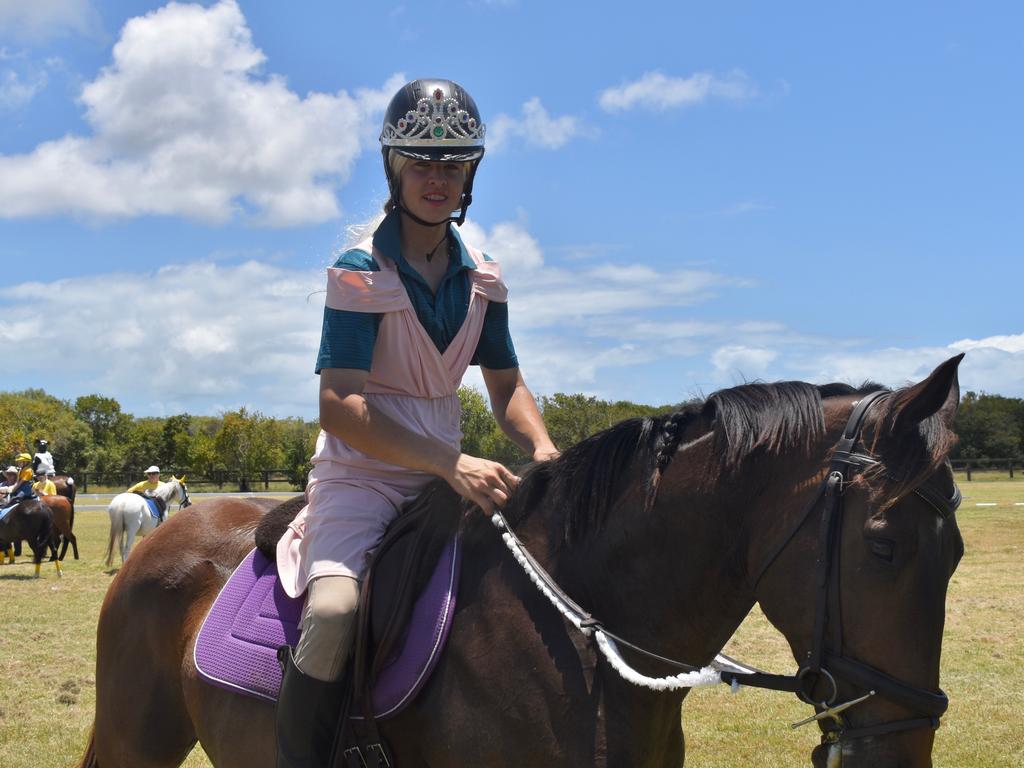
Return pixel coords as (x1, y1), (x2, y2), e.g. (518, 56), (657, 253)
(481, 367), (559, 462)
(320, 368), (519, 513)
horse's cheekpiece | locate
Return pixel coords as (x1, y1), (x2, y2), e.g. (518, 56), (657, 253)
(193, 539), (460, 719)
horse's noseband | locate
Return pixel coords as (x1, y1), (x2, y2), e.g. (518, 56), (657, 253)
(727, 390), (961, 746)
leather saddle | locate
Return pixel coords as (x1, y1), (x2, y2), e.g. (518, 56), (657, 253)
(254, 482), (465, 766)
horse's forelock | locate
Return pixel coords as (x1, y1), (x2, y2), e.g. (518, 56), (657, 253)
(863, 391), (959, 511)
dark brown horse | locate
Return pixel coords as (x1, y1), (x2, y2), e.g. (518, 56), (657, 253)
(0, 497), (59, 577)
(77, 357), (965, 767)
(40, 493), (79, 560)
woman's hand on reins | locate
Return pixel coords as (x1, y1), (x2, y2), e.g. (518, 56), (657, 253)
(444, 453), (520, 515)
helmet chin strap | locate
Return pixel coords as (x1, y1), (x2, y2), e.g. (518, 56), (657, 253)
(392, 180), (472, 226)
(393, 201), (463, 228)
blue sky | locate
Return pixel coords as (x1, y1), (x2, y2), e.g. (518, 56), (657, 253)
(1, 0), (1021, 418)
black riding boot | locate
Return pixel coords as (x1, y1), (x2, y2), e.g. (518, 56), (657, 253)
(276, 645), (346, 768)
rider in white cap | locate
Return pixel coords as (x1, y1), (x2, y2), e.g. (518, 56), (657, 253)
(0, 466), (18, 501)
(127, 466), (162, 495)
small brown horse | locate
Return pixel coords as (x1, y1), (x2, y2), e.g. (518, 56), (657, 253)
(77, 357), (965, 768)
(40, 494), (79, 560)
(52, 473), (77, 505)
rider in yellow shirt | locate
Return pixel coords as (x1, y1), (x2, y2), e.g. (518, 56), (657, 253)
(127, 466), (162, 495)
(33, 473), (58, 496)
(8, 454), (35, 500)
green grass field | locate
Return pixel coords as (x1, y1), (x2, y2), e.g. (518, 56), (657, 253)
(1, 484), (1021, 767)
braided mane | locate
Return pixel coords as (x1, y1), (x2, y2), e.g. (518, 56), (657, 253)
(505, 381), (885, 545)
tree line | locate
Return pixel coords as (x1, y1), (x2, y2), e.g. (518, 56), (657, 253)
(1, 387), (1020, 489)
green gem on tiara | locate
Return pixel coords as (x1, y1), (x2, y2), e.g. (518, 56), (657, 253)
(433, 126), (445, 138)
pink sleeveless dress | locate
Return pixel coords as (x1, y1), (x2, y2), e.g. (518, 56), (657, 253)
(277, 236), (508, 598)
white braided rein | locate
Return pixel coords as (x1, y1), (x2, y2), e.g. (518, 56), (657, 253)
(491, 512), (727, 692)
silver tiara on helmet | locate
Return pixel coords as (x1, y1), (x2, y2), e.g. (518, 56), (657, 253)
(381, 87), (485, 146)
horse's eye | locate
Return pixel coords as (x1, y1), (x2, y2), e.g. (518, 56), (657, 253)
(868, 538), (895, 562)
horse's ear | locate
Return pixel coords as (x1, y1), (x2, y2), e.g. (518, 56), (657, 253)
(890, 353), (963, 434)
(180, 475), (187, 483)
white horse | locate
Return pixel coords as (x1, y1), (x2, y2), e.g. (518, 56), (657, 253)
(104, 476), (192, 566)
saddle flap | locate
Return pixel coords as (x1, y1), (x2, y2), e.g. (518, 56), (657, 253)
(354, 482), (464, 707)
(143, 497), (166, 520)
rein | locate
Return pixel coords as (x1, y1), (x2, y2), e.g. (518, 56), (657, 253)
(493, 391), (961, 746)
(491, 510), (729, 690)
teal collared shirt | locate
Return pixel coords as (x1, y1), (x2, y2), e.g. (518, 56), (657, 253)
(316, 211), (518, 374)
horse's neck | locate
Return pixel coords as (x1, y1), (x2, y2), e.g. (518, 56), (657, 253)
(566, 501), (752, 665)
(509, 463), (752, 681)
(155, 482), (174, 500)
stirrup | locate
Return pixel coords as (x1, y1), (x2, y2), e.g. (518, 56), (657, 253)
(342, 743), (392, 768)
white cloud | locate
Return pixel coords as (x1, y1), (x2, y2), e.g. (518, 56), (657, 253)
(0, 0), (101, 40)
(0, 66), (47, 110)
(457, 218), (545, 273)
(711, 345), (778, 376)
(461, 219), (736, 328)
(488, 97), (587, 151)
(951, 333), (1024, 355)
(599, 69), (757, 112)
(2, 259), (326, 416)
(0, 0), (403, 226)
(781, 334), (1024, 397)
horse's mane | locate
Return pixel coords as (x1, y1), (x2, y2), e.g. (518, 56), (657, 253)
(503, 380), (908, 545)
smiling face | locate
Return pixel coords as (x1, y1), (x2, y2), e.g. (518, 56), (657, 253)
(398, 159), (467, 225)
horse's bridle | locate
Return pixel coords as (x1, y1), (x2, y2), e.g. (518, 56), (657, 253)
(174, 480), (192, 510)
(721, 390), (962, 746)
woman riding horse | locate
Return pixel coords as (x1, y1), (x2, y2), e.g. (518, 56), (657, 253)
(274, 77), (558, 766)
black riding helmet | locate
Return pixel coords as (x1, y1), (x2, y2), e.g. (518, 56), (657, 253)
(379, 78), (486, 226)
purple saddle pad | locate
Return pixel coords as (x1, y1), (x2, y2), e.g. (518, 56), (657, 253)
(193, 538), (460, 719)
